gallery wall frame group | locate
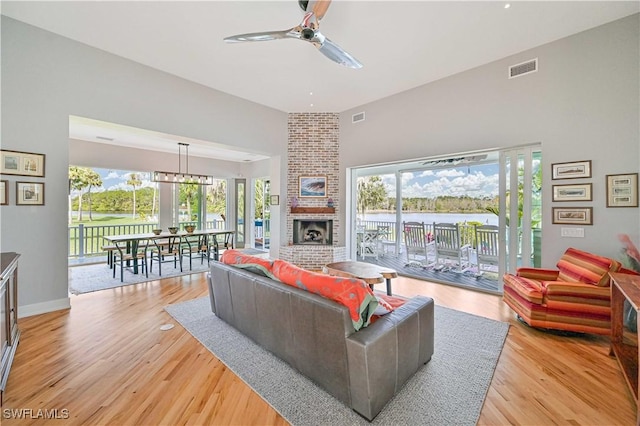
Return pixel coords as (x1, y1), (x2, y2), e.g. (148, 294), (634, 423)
(1, 149), (45, 177)
(1, 149), (46, 206)
(606, 173), (638, 208)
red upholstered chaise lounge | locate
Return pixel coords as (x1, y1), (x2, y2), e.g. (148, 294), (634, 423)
(503, 247), (625, 335)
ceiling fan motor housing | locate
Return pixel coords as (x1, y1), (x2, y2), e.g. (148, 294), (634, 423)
(301, 28), (315, 40)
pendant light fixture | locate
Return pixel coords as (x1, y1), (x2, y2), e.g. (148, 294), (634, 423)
(152, 142), (214, 185)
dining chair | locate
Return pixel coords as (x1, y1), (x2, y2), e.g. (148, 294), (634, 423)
(208, 232), (234, 263)
(149, 236), (182, 276)
(112, 238), (150, 282)
(179, 234), (208, 271)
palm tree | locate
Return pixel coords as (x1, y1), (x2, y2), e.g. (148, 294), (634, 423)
(356, 176), (387, 219)
(180, 183), (199, 223)
(127, 173), (142, 219)
(69, 166), (89, 222)
(84, 168), (103, 221)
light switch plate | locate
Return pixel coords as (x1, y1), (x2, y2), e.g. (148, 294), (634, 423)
(561, 227), (584, 238)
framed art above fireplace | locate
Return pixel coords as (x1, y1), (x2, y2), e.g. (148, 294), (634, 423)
(299, 176), (327, 198)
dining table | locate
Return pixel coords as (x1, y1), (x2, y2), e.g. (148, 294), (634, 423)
(103, 229), (235, 274)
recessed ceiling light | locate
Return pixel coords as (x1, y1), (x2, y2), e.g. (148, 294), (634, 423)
(504, 3), (511, 9)
(309, 91), (313, 96)
(310, 103), (314, 107)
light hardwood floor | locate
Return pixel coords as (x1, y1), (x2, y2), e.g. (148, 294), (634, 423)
(2, 272), (636, 425)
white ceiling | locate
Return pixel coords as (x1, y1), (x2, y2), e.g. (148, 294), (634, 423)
(4, 1), (639, 161)
(68, 115), (271, 162)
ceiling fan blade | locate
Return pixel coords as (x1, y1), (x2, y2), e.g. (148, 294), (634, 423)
(316, 36), (362, 69)
(224, 28), (299, 43)
(307, 0), (332, 21)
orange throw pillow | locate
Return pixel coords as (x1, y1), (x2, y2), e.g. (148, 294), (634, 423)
(272, 259), (378, 331)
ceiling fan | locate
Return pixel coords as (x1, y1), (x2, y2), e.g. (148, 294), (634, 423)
(224, 0), (362, 69)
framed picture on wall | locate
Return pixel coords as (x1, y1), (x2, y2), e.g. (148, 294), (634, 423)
(1, 149), (46, 177)
(552, 183), (592, 202)
(606, 173), (638, 207)
(552, 207), (593, 225)
(16, 181), (45, 206)
(551, 160), (591, 180)
(0, 180), (7, 205)
(270, 195), (280, 206)
(299, 176), (327, 198)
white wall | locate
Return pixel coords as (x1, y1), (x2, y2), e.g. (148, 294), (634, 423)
(340, 14), (640, 266)
(2, 17), (287, 316)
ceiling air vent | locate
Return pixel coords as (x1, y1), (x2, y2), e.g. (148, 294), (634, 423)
(352, 112), (365, 124)
(508, 58), (538, 79)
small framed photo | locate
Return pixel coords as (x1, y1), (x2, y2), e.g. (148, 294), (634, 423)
(606, 173), (638, 207)
(0, 180), (7, 205)
(552, 207), (593, 225)
(552, 183), (592, 202)
(16, 181), (45, 206)
(299, 176), (327, 198)
(270, 195), (280, 206)
(551, 160), (591, 180)
(1, 149), (46, 177)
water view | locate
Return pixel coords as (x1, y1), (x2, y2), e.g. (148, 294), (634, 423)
(360, 212), (498, 226)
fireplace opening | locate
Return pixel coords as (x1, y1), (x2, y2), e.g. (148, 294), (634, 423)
(293, 219), (333, 245)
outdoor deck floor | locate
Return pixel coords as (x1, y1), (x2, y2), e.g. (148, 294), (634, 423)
(360, 253), (501, 294)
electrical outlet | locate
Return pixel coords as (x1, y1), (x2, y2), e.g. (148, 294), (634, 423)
(561, 227), (584, 238)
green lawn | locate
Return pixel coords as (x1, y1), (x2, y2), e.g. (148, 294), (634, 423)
(69, 216), (154, 226)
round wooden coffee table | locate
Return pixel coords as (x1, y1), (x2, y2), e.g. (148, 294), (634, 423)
(323, 261), (397, 295)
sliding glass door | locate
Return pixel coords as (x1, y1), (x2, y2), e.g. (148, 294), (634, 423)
(499, 145), (542, 286)
(235, 179), (246, 248)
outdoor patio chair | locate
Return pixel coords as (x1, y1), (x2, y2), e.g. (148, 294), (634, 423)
(359, 228), (380, 260)
(402, 221), (434, 267)
(432, 222), (471, 273)
(112, 238), (150, 282)
(376, 225), (396, 257)
(474, 224), (499, 276)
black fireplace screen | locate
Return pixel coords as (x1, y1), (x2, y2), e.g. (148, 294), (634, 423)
(293, 220), (333, 245)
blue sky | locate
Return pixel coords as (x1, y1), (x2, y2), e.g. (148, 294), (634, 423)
(99, 169), (154, 191)
(82, 163), (501, 198)
(72, 168), (154, 193)
(381, 163), (500, 198)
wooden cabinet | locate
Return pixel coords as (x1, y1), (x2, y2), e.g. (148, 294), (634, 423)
(609, 272), (640, 424)
(0, 252), (20, 405)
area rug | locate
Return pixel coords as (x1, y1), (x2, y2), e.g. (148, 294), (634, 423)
(165, 297), (509, 425)
(69, 261), (210, 295)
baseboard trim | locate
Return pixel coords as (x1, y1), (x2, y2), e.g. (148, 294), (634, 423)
(19, 297), (71, 318)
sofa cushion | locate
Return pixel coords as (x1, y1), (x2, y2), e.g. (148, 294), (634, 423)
(556, 247), (620, 286)
(272, 259), (378, 331)
(221, 249), (275, 278)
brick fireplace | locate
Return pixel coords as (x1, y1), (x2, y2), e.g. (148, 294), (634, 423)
(280, 112), (347, 270)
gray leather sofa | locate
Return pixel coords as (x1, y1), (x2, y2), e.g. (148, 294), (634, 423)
(208, 261), (435, 421)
